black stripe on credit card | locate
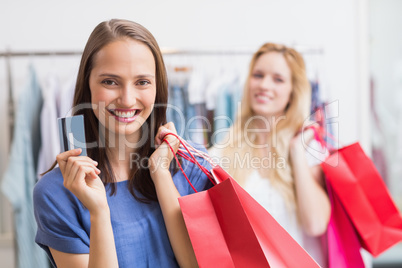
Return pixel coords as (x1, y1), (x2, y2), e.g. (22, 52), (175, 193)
(61, 117), (69, 151)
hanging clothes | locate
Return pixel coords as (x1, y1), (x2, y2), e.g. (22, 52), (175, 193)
(208, 72), (242, 144)
(1, 65), (49, 268)
(6, 55), (15, 144)
(186, 69), (208, 145)
(37, 74), (61, 177)
(37, 71), (75, 177)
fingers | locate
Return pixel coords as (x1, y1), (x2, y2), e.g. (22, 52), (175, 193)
(56, 149), (100, 189)
(65, 157), (100, 181)
(302, 127), (316, 143)
(56, 148), (82, 169)
(151, 122), (181, 167)
(64, 163), (99, 191)
(155, 122), (179, 146)
(302, 121), (320, 132)
(63, 157), (101, 195)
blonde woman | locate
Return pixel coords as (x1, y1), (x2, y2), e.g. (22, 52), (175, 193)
(209, 43), (330, 266)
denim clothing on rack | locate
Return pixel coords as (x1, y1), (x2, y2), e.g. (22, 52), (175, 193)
(213, 77), (242, 144)
(230, 78), (243, 123)
(310, 80), (321, 114)
(1, 65), (49, 268)
(167, 84), (186, 137)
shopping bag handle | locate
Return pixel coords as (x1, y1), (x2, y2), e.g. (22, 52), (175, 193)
(162, 133), (217, 193)
(303, 124), (340, 153)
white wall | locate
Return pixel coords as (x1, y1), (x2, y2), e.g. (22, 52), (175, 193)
(0, 0), (370, 267)
(369, 0), (402, 202)
(368, 1), (402, 264)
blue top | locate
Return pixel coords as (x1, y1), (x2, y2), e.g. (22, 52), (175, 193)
(34, 146), (213, 268)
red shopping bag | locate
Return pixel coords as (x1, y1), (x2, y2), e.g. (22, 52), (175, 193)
(321, 142), (402, 257)
(179, 166), (320, 268)
(163, 134), (320, 268)
(326, 180), (365, 268)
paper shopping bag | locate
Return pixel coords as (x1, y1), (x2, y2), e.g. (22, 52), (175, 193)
(179, 166), (320, 268)
(326, 180), (365, 268)
(321, 142), (402, 257)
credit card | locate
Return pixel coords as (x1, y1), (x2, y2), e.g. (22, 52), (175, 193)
(57, 115), (87, 156)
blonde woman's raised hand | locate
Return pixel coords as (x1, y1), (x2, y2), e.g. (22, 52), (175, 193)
(290, 122), (319, 154)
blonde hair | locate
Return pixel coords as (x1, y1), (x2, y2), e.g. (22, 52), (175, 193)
(221, 43), (311, 209)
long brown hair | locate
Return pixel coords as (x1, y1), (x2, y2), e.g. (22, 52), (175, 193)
(48, 19), (168, 202)
(221, 43), (311, 209)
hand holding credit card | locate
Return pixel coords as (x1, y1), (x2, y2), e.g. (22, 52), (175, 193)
(58, 115), (87, 156)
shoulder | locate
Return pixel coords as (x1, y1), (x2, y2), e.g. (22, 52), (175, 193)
(34, 168), (64, 197)
(34, 167), (90, 260)
(34, 167), (80, 210)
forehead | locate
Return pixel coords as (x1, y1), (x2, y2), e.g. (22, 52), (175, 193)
(92, 39), (155, 73)
(253, 52), (291, 77)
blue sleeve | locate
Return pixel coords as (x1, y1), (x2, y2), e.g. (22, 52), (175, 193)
(33, 168), (90, 266)
(172, 141), (214, 196)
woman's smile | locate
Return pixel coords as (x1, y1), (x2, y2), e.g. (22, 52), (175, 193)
(107, 108), (143, 123)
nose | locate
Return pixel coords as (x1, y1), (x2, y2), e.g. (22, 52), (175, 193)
(117, 85), (136, 107)
(260, 76), (274, 91)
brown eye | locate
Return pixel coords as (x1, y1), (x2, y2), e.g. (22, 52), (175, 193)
(102, 80), (117, 86)
(252, 73), (263, 79)
(137, 80), (150, 86)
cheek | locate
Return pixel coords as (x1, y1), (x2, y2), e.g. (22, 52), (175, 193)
(248, 79), (258, 91)
(248, 82), (256, 98)
(89, 83), (101, 107)
(280, 84), (293, 101)
(144, 89), (157, 107)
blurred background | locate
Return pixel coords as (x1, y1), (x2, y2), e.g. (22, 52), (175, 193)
(0, 0), (401, 267)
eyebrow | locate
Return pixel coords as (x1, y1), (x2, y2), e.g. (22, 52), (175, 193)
(99, 73), (155, 79)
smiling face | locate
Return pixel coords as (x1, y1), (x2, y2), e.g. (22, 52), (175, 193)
(248, 52), (293, 119)
(89, 39), (156, 140)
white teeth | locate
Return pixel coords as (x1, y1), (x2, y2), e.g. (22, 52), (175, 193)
(256, 94), (270, 101)
(114, 110), (136, 118)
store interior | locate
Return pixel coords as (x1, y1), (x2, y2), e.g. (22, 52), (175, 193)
(0, 0), (401, 267)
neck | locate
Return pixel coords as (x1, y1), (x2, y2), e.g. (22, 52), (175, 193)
(251, 112), (286, 145)
(103, 131), (142, 182)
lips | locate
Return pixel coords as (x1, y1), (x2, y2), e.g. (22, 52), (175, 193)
(107, 108), (142, 123)
(254, 93), (273, 104)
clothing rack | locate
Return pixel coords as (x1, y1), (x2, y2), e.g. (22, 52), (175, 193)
(0, 47), (324, 58)
(0, 45), (324, 268)
(0, 51), (83, 57)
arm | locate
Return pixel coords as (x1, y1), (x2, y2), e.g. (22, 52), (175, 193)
(290, 128), (331, 237)
(149, 123), (198, 268)
(52, 149), (119, 268)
